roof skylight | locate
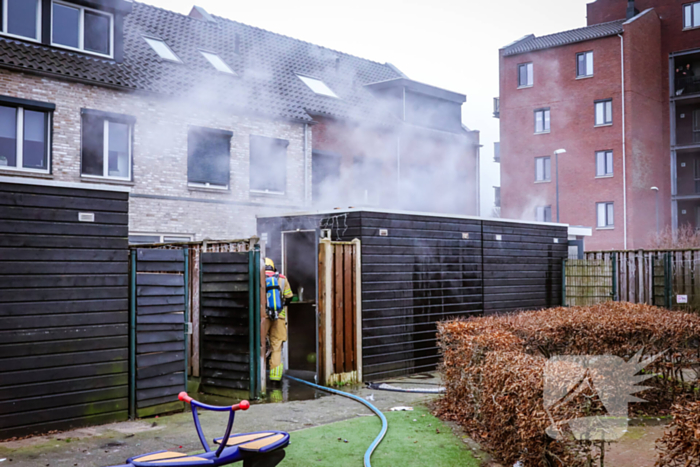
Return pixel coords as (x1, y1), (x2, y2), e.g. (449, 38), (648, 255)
(201, 51), (236, 75)
(297, 75), (339, 98)
(144, 37), (181, 62)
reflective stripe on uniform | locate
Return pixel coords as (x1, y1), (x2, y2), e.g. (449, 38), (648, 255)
(270, 363), (283, 381)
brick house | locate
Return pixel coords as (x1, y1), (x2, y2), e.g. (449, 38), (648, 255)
(0, 0), (479, 242)
(498, 0), (700, 251)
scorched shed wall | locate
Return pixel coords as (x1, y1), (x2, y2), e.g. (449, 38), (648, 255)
(258, 210), (568, 381)
(0, 181), (130, 439)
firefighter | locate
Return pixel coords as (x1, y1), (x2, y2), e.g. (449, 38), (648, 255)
(262, 258), (294, 382)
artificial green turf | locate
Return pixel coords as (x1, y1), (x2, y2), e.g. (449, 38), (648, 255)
(282, 405), (479, 467)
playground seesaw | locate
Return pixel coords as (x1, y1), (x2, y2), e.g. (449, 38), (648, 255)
(106, 392), (290, 467)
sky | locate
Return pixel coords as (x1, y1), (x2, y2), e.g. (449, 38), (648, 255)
(141, 0), (593, 216)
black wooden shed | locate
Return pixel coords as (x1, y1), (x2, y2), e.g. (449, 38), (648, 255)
(0, 178), (130, 439)
(257, 209), (568, 381)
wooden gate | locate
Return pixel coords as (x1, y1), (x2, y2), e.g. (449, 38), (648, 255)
(131, 249), (188, 418)
(199, 251), (260, 399)
(318, 239), (362, 385)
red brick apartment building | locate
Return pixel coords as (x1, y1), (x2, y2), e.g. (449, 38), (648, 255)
(499, 0), (700, 250)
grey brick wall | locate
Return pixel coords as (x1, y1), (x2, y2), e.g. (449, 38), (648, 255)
(0, 69), (312, 240)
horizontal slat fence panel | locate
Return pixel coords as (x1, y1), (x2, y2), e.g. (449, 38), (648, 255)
(134, 249), (186, 418)
(0, 182), (128, 439)
(200, 252), (251, 397)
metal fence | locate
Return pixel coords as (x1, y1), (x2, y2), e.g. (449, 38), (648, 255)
(563, 250), (700, 311)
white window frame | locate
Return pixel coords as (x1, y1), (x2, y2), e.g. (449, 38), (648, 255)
(1, 0), (42, 42)
(297, 74), (339, 98)
(577, 51), (594, 78)
(518, 62), (533, 88)
(50, 0), (114, 58)
(536, 206), (552, 223)
(143, 36), (182, 63)
(200, 50), (236, 75)
(0, 105), (51, 175)
(597, 202), (614, 228)
(534, 108), (550, 134)
(595, 100), (613, 126)
(684, 2), (700, 29)
(535, 156), (551, 182)
(595, 150), (613, 177)
(129, 233), (194, 245)
(81, 118), (132, 182)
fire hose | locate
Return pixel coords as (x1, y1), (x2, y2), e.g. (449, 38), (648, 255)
(284, 375), (387, 467)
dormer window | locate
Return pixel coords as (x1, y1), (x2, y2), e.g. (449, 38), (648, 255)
(297, 75), (339, 98)
(1, 0), (41, 41)
(144, 37), (181, 63)
(51, 1), (113, 57)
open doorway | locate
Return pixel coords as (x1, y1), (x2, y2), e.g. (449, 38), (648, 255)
(281, 231), (318, 378)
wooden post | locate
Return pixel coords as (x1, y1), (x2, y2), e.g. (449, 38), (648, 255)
(352, 238), (363, 382)
(192, 248), (201, 377)
(319, 239), (334, 385)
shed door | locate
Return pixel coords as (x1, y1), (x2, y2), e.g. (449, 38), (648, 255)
(318, 239), (362, 385)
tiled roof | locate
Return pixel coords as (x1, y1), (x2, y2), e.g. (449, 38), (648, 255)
(502, 19), (625, 56)
(0, 2), (403, 123)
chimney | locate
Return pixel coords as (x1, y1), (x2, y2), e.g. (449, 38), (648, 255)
(189, 6), (216, 23)
(626, 0), (638, 20)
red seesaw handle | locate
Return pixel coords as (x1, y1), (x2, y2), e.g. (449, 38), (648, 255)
(179, 392), (250, 411)
(232, 400), (250, 411)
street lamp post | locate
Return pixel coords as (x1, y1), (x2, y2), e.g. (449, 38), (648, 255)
(554, 149), (567, 223)
(651, 187), (660, 234)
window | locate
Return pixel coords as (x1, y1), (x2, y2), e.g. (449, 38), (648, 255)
(694, 157), (700, 193)
(201, 51), (235, 74)
(52, 1), (113, 57)
(494, 186), (501, 208)
(536, 206), (552, 223)
(595, 100), (613, 126)
(187, 126), (232, 188)
(352, 155), (383, 205)
(144, 37), (181, 62)
(518, 63), (533, 87)
(535, 156), (551, 182)
(535, 108), (550, 133)
(297, 75), (339, 98)
(685, 2), (700, 29)
(597, 202), (614, 228)
(250, 135), (289, 193)
(0, 101), (52, 173)
(312, 150), (341, 203)
(596, 150), (613, 177)
(81, 110), (134, 180)
(129, 233), (193, 245)
(1, 0), (41, 41)
(577, 51), (594, 77)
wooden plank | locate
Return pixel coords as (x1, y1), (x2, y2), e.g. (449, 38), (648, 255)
(0, 234), (126, 249)
(136, 360), (185, 380)
(0, 287), (127, 303)
(137, 295), (185, 306)
(138, 341), (184, 354)
(343, 245), (353, 373)
(0, 348), (127, 373)
(0, 374), (127, 402)
(0, 336), (126, 359)
(0, 220), (127, 237)
(201, 274), (248, 283)
(334, 244), (344, 374)
(0, 261), (128, 275)
(137, 262), (185, 273)
(0, 182), (129, 200)
(0, 361), (127, 387)
(0, 248), (129, 263)
(192, 249), (201, 378)
(137, 373), (185, 390)
(136, 274), (184, 287)
(0, 386), (127, 416)
(201, 282), (249, 293)
(0, 411), (127, 440)
(136, 286), (186, 296)
(0, 191), (128, 212)
(137, 313), (184, 325)
(138, 304), (186, 315)
(137, 331), (184, 344)
(136, 384), (183, 402)
(201, 252), (249, 264)
(0, 324), (127, 344)
(0, 399), (128, 431)
(137, 249), (184, 262)
(136, 400), (184, 417)
(201, 263), (249, 274)
(0, 312), (127, 330)
(0, 274), (128, 289)
(0, 206), (128, 225)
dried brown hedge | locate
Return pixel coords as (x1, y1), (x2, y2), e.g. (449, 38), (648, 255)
(656, 401), (700, 466)
(436, 302), (700, 466)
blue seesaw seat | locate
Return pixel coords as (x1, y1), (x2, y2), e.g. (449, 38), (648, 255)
(107, 392), (289, 467)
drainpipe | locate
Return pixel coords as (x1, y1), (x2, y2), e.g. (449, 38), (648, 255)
(304, 123), (309, 206)
(476, 144), (481, 216)
(619, 34), (628, 250)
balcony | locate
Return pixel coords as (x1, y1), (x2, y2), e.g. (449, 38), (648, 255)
(673, 53), (700, 98)
(675, 100), (700, 147)
(494, 142), (500, 163)
(493, 97), (500, 118)
(676, 151), (700, 197)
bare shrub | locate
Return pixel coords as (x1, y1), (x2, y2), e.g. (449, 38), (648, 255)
(650, 224), (700, 249)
